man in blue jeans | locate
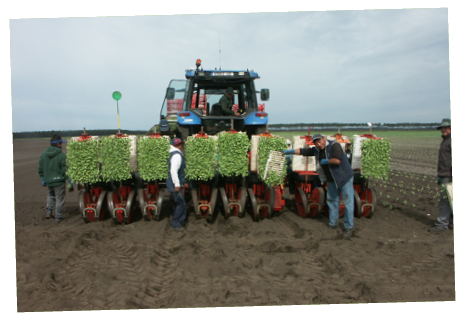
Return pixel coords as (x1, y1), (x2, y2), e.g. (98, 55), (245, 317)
(283, 133), (354, 239)
(166, 138), (187, 231)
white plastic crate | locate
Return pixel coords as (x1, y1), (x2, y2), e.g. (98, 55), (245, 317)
(264, 150), (286, 180)
(326, 135), (349, 154)
(351, 135), (367, 170)
(250, 135), (260, 171)
(292, 135), (317, 172)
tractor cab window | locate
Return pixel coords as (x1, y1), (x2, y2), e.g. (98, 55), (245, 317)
(190, 82), (255, 116)
(160, 80), (188, 121)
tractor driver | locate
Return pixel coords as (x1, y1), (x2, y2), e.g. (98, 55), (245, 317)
(219, 87), (240, 116)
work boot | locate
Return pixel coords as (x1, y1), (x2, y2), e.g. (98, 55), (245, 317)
(181, 220), (187, 227)
(55, 218), (64, 225)
(327, 224), (338, 230)
(172, 226), (184, 232)
(429, 226), (447, 233)
(46, 211), (52, 219)
(343, 229), (353, 239)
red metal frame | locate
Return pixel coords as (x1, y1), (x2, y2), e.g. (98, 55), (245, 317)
(360, 133), (382, 140)
(77, 133), (91, 141)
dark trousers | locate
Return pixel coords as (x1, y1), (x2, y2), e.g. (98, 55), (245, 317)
(436, 177), (453, 229)
(171, 189), (186, 228)
(46, 184), (66, 220)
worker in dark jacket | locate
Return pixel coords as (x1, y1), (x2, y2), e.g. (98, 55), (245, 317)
(38, 134), (73, 224)
(430, 118), (452, 232)
(283, 134), (354, 239)
(219, 87), (240, 116)
(166, 138), (187, 231)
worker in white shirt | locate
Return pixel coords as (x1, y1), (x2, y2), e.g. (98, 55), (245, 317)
(166, 138), (187, 231)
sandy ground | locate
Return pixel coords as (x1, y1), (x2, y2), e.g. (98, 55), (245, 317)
(13, 138), (456, 313)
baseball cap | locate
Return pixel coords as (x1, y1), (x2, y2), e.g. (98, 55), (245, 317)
(226, 87), (234, 94)
(159, 119), (170, 132)
(311, 133), (323, 142)
(50, 134), (66, 144)
(170, 138), (184, 146)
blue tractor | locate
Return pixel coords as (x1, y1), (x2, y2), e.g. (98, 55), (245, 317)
(159, 59), (270, 140)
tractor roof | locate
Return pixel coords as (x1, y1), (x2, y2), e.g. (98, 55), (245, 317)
(185, 69), (260, 80)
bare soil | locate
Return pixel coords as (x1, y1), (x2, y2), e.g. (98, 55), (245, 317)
(14, 139), (455, 312)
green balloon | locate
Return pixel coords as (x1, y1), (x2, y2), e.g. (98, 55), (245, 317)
(112, 91), (122, 100)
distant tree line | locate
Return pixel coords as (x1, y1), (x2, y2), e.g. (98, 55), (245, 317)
(269, 122), (440, 131)
(12, 122), (441, 139)
(12, 129), (148, 139)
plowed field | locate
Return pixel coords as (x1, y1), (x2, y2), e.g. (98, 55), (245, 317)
(13, 135), (455, 313)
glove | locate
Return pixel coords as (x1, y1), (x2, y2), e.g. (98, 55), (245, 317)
(320, 159), (329, 165)
(67, 178), (74, 192)
(282, 149), (295, 155)
(437, 177), (441, 185)
(41, 177), (46, 187)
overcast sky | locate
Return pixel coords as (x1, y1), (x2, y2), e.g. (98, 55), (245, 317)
(9, 7), (451, 132)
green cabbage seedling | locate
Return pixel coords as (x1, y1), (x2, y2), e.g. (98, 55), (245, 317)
(218, 131), (250, 177)
(100, 135), (133, 182)
(137, 136), (170, 181)
(185, 135), (217, 181)
(66, 139), (100, 184)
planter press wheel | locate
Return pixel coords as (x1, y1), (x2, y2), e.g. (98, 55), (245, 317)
(263, 187), (275, 219)
(107, 190), (136, 224)
(190, 187), (217, 222)
(247, 188), (260, 222)
(107, 191), (123, 224)
(206, 188), (218, 223)
(219, 187), (230, 219)
(79, 190), (107, 223)
(78, 190), (86, 221)
(219, 187), (247, 219)
(137, 188), (163, 221)
(354, 192), (361, 218)
(124, 190), (136, 224)
(247, 187), (275, 221)
(239, 187), (247, 218)
(308, 187), (325, 218)
(79, 190), (93, 222)
(359, 188), (377, 218)
(154, 190), (164, 221)
(295, 187), (308, 218)
(190, 188), (201, 219)
(138, 189), (151, 221)
(95, 190), (108, 221)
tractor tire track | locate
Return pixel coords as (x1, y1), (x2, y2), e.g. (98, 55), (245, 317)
(136, 220), (184, 309)
(272, 211), (308, 239)
(103, 239), (149, 309)
(60, 230), (99, 308)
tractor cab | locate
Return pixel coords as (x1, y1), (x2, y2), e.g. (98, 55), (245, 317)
(159, 59), (270, 140)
